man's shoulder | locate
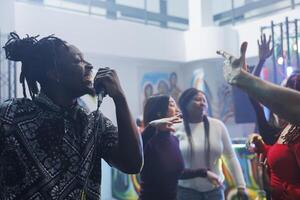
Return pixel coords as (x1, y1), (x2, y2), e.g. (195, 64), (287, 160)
(0, 98), (38, 124)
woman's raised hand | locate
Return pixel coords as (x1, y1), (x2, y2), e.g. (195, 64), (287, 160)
(149, 115), (182, 132)
(217, 42), (248, 84)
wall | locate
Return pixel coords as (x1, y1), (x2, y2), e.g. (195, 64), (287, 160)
(14, 2), (186, 62)
(14, 2), (240, 62)
(184, 27), (239, 61)
(0, 0), (15, 32)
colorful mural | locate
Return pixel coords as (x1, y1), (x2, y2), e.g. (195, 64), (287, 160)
(112, 69), (262, 200)
(191, 68), (235, 123)
(112, 143), (264, 200)
(140, 72), (182, 109)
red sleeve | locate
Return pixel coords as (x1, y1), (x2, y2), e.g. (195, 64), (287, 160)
(262, 143), (272, 156)
(291, 139), (300, 170)
(283, 139), (300, 199)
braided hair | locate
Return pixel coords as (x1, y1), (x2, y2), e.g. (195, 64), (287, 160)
(3, 32), (68, 98)
(285, 72), (300, 91)
(178, 88), (208, 157)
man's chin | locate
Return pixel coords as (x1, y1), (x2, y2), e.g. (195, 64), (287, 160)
(86, 87), (96, 97)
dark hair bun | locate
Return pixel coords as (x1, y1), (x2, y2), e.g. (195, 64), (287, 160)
(3, 32), (38, 62)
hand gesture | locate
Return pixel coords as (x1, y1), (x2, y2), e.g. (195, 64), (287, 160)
(246, 133), (265, 154)
(149, 115), (182, 132)
(206, 170), (222, 187)
(217, 42), (248, 84)
(94, 67), (124, 98)
(258, 34), (273, 61)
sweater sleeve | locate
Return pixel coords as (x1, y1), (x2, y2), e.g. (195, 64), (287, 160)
(220, 121), (246, 188)
(179, 168), (207, 179)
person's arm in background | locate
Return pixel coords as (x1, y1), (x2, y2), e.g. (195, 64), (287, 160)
(179, 168), (222, 187)
(249, 97), (279, 145)
(218, 42), (300, 126)
(252, 34), (273, 77)
(220, 121), (248, 199)
(179, 168), (208, 179)
(249, 34), (278, 145)
(142, 116), (182, 147)
(246, 133), (272, 157)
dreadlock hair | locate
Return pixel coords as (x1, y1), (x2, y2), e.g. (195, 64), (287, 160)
(178, 88), (208, 157)
(269, 72), (300, 130)
(280, 72), (300, 143)
(143, 95), (170, 127)
(285, 72), (300, 91)
(3, 32), (68, 99)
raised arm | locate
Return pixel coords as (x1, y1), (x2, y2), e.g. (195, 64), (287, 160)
(237, 67), (300, 126)
(252, 34), (273, 76)
(218, 42), (300, 126)
(95, 68), (143, 174)
(249, 34), (278, 144)
(142, 116), (182, 147)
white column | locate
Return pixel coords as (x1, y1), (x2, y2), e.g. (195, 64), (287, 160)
(0, 0), (15, 33)
(188, 0), (213, 30)
(201, 0), (213, 27)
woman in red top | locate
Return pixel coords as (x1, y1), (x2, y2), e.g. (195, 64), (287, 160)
(248, 125), (300, 200)
(247, 71), (300, 200)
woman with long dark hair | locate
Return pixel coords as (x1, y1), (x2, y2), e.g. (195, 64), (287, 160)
(176, 88), (248, 200)
(139, 95), (221, 200)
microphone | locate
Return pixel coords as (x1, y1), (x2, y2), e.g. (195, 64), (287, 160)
(95, 83), (107, 109)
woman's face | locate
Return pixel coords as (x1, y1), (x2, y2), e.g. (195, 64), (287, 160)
(166, 97), (180, 118)
(186, 92), (208, 116)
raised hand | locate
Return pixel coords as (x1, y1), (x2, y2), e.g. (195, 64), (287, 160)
(149, 115), (182, 132)
(246, 133), (265, 154)
(94, 67), (125, 98)
(217, 42), (248, 84)
(258, 34), (274, 61)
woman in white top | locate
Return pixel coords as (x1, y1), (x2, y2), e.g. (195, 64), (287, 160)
(176, 88), (248, 200)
